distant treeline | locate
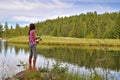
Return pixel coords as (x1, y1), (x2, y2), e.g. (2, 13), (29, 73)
(0, 11), (120, 39)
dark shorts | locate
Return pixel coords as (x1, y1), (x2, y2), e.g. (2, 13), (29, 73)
(29, 44), (37, 59)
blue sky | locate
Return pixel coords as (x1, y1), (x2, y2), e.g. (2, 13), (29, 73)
(0, 0), (120, 28)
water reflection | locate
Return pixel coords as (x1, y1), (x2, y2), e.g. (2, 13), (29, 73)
(0, 40), (120, 80)
(38, 46), (120, 71)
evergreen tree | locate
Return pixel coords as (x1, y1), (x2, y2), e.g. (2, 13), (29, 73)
(4, 22), (9, 38)
(15, 23), (21, 36)
(2, 11), (120, 39)
(0, 24), (3, 37)
(110, 13), (120, 39)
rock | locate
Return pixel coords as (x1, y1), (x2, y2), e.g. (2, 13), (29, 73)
(5, 71), (25, 80)
(5, 77), (19, 80)
(5, 70), (61, 80)
(13, 71), (25, 80)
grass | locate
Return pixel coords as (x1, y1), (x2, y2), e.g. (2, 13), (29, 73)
(8, 36), (28, 44)
(22, 61), (105, 80)
(8, 36), (120, 47)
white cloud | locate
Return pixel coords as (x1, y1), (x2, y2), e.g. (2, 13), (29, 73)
(0, 0), (119, 26)
(0, 0), (72, 11)
(12, 16), (40, 23)
(0, 1), (35, 10)
(52, 0), (72, 9)
(0, 0), (73, 23)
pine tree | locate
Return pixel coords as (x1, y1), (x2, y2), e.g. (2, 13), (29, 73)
(4, 22), (9, 38)
(110, 12), (120, 39)
(0, 24), (3, 37)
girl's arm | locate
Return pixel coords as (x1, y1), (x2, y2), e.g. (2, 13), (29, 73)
(33, 31), (41, 43)
(33, 31), (40, 39)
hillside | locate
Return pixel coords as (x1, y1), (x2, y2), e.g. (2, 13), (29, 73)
(1, 11), (120, 39)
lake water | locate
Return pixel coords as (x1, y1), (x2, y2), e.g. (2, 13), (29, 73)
(0, 40), (120, 80)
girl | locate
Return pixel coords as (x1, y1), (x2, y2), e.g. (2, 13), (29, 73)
(28, 23), (40, 69)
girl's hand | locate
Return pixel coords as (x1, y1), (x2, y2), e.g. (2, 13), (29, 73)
(35, 36), (40, 40)
(36, 40), (39, 43)
(36, 36), (42, 43)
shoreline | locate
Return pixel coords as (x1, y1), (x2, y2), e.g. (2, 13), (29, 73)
(8, 41), (120, 47)
(7, 36), (120, 47)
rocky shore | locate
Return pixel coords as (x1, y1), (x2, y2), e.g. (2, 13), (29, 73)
(5, 69), (61, 80)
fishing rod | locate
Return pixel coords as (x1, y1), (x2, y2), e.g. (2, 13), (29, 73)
(36, 27), (52, 41)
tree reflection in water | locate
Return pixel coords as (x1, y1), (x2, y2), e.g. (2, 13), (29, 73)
(0, 41), (120, 80)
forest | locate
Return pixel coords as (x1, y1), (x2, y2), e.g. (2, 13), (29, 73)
(0, 11), (120, 39)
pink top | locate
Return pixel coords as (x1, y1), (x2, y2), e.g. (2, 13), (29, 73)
(29, 30), (36, 44)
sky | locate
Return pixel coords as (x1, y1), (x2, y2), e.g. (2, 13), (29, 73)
(0, 0), (120, 28)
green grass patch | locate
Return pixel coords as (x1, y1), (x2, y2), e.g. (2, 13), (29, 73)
(8, 36), (120, 47)
(23, 61), (105, 80)
(8, 36), (28, 44)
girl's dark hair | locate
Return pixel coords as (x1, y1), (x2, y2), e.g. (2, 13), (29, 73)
(28, 23), (35, 35)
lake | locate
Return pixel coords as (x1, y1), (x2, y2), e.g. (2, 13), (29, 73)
(0, 40), (120, 80)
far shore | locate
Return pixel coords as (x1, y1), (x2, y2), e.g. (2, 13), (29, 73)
(7, 36), (120, 47)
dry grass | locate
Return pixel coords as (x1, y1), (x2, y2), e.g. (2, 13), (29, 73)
(8, 36), (120, 47)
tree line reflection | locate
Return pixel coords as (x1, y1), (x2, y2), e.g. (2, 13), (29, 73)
(1, 41), (120, 72)
(38, 46), (120, 71)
